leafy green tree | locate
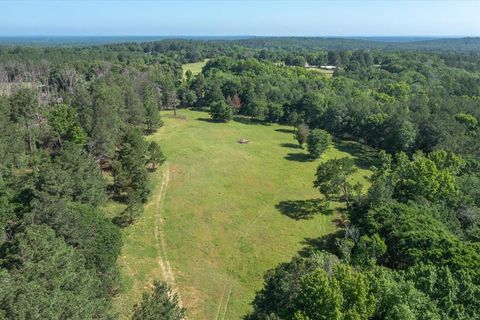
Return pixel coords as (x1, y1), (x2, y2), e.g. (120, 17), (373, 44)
(386, 119), (417, 153)
(295, 264), (376, 320)
(307, 129), (331, 158)
(314, 158), (358, 207)
(132, 281), (185, 320)
(295, 268), (343, 320)
(405, 264), (480, 319)
(148, 141), (166, 171)
(368, 267), (441, 320)
(392, 152), (459, 205)
(351, 202), (480, 273)
(295, 123), (309, 148)
(48, 104), (87, 145)
(351, 234), (387, 267)
(210, 100), (233, 122)
(247, 252), (340, 320)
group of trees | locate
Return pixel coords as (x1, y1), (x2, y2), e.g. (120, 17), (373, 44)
(182, 53), (478, 162)
(248, 151), (480, 319)
(0, 41), (173, 318)
(0, 36), (479, 319)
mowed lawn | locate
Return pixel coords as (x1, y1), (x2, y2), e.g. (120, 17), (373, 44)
(111, 110), (373, 319)
(182, 59), (209, 78)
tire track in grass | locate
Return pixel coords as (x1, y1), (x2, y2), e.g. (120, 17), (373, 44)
(216, 200), (276, 320)
(214, 276), (229, 320)
(152, 164), (184, 307)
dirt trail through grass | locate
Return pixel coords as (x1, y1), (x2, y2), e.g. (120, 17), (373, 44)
(152, 164), (184, 306)
(112, 110), (374, 319)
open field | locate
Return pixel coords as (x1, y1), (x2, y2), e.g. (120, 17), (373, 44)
(306, 67), (335, 77)
(110, 110), (373, 319)
(182, 59), (209, 78)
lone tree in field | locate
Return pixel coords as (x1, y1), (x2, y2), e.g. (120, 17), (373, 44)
(314, 157), (359, 208)
(307, 129), (331, 158)
(210, 100), (233, 122)
(148, 141), (166, 171)
(295, 123), (310, 148)
(132, 281), (185, 320)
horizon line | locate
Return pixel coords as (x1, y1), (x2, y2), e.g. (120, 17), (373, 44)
(0, 34), (478, 38)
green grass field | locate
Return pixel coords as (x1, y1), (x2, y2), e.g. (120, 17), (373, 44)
(111, 110), (373, 319)
(306, 67), (335, 77)
(182, 60), (209, 78)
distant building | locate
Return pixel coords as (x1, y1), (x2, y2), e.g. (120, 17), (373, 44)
(320, 65), (337, 70)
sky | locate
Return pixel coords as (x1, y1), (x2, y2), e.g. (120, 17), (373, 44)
(0, 0), (479, 37)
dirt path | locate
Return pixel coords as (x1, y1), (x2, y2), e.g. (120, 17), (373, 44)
(152, 164), (184, 306)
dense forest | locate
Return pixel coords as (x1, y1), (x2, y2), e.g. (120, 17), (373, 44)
(0, 37), (479, 319)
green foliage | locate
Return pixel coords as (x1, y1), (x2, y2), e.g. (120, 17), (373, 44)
(10, 88), (38, 153)
(132, 281), (185, 320)
(248, 252), (340, 320)
(295, 123), (309, 148)
(33, 142), (107, 207)
(307, 129), (331, 158)
(112, 129), (150, 224)
(392, 152), (459, 204)
(367, 267), (441, 320)
(144, 87), (163, 133)
(314, 158), (358, 207)
(455, 113), (478, 130)
(0, 225), (109, 319)
(296, 264), (376, 320)
(209, 100), (233, 122)
(48, 104), (87, 144)
(352, 202), (480, 273)
(351, 234), (387, 268)
(295, 268), (343, 320)
(405, 264), (480, 319)
(148, 141), (166, 171)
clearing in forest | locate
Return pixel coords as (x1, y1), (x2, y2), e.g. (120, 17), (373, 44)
(111, 110), (373, 319)
(182, 59), (209, 78)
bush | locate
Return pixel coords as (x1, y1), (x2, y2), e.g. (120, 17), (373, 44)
(210, 100), (233, 122)
(307, 129), (331, 158)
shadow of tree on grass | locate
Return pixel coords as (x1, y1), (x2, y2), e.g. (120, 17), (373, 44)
(298, 230), (345, 257)
(276, 198), (333, 220)
(335, 140), (377, 170)
(280, 142), (300, 149)
(275, 128), (295, 134)
(196, 117), (218, 123)
(284, 152), (312, 162)
(233, 116), (270, 126)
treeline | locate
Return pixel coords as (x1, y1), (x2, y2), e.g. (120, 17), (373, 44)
(0, 47), (177, 318)
(0, 37), (479, 319)
(184, 54), (479, 159)
(207, 51), (480, 318)
(247, 149), (480, 319)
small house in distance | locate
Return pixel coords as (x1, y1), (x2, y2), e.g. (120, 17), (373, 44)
(319, 65), (337, 70)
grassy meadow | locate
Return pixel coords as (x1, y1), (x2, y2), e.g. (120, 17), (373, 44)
(110, 110), (374, 319)
(182, 59), (209, 78)
(306, 67), (335, 77)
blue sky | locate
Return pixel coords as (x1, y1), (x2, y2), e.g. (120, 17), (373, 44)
(0, 0), (479, 36)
